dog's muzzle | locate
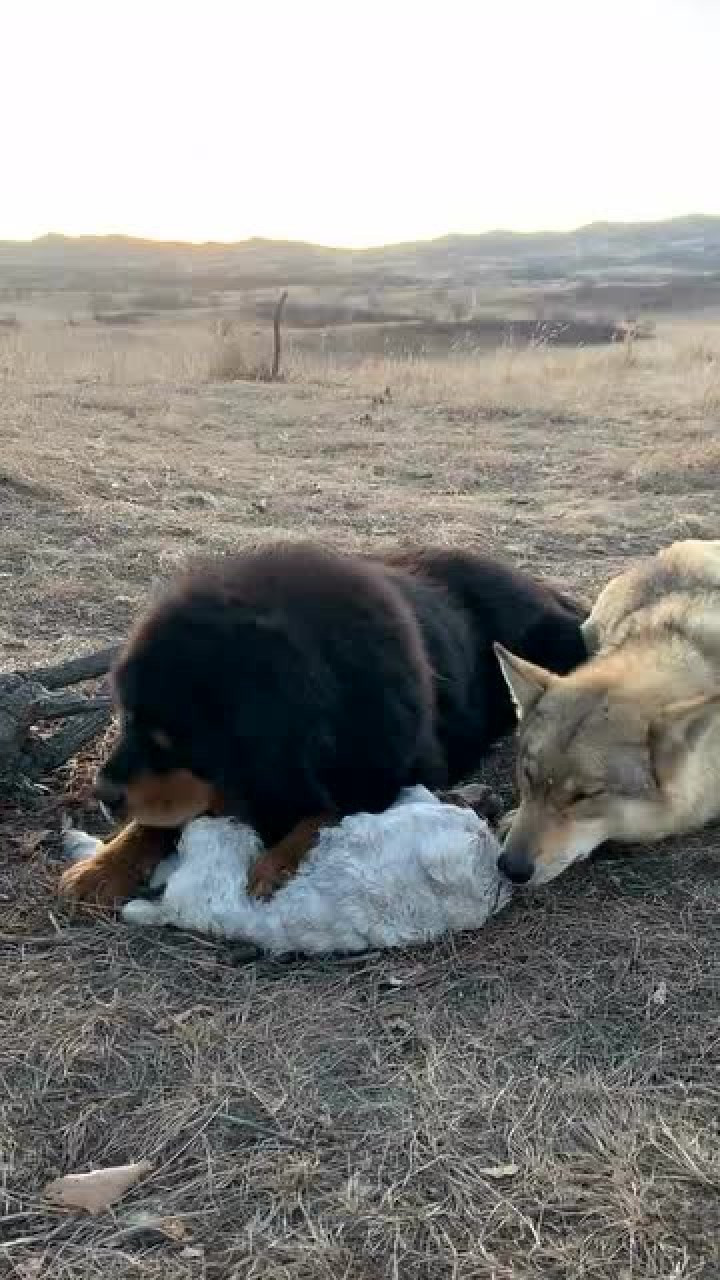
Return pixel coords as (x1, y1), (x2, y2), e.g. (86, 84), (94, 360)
(93, 776), (128, 822)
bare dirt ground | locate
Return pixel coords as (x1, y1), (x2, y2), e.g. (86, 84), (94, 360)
(1, 314), (719, 1278)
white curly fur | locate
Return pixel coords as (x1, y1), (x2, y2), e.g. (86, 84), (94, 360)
(64, 787), (510, 955)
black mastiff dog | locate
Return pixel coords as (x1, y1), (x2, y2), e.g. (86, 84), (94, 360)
(61, 542), (586, 903)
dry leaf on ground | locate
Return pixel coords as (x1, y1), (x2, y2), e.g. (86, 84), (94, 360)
(43, 1160), (153, 1214)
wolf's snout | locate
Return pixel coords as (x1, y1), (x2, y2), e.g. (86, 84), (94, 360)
(497, 850), (535, 885)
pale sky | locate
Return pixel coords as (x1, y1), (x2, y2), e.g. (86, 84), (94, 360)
(3, 0), (718, 248)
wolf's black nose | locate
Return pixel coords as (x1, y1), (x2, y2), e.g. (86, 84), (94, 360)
(497, 851), (535, 884)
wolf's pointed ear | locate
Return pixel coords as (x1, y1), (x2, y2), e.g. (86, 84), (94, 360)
(649, 692), (720, 785)
(494, 644), (556, 720)
(580, 617), (601, 655)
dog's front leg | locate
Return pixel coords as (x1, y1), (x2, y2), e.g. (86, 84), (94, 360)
(246, 814), (335, 900)
(60, 822), (179, 906)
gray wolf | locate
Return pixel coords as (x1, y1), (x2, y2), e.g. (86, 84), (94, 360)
(494, 539), (720, 886)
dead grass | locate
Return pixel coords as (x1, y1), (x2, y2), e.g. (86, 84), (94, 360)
(3, 762), (719, 1279)
(311, 332), (720, 421)
(631, 440), (720, 493)
(2, 311), (719, 415)
(1, 308), (720, 1277)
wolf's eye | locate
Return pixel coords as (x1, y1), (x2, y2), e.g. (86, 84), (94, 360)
(566, 786), (602, 806)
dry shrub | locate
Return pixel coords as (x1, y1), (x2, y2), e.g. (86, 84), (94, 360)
(208, 334), (272, 382)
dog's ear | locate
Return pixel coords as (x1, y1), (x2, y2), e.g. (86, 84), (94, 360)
(649, 692), (720, 786)
(494, 644), (556, 720)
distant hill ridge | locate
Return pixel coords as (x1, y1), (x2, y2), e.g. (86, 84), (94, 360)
(2, 213), (719, 257)
(2, 215), (719, 290)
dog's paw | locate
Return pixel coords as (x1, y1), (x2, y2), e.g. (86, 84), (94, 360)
(121, 898), (164, 927)
(59, 856), (124, 905)
(246, 851), (294, 901)
(62, 829), (101, 863)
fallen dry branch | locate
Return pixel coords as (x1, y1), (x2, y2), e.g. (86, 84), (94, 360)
(31, 645), (120, 690)
(0, 645), (118, 786)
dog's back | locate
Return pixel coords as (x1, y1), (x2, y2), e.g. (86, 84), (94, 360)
(378, 546), (588, 780)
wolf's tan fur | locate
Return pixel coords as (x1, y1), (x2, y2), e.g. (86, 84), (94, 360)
(495, 540), (720, 885)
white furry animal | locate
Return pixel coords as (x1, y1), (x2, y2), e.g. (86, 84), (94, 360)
(64, 787), (509, 956)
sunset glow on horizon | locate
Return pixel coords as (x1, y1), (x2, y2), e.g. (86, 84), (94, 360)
(3, 0), (719, 249)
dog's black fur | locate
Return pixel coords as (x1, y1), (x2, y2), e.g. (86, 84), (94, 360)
(102, 542), (587, 845)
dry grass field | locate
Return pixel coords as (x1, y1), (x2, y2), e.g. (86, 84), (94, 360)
(1, 303), (719, 1278)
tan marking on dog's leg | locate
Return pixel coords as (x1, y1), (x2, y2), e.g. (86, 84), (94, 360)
(247, 814), (335, 901)
(59, 822), (179, 906)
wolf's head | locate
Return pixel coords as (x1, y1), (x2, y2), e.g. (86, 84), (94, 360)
(493, 642), (718, 886)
